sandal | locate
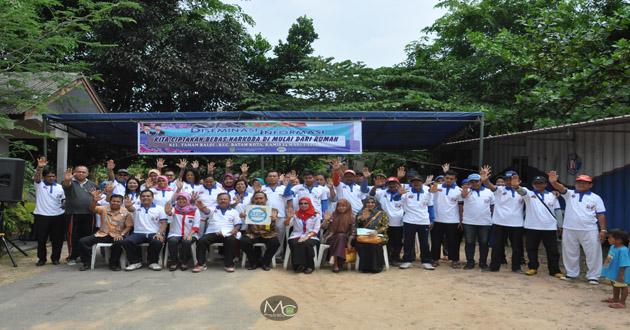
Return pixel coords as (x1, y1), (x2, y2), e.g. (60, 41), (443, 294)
(608, 302), (626, 309)
(601, 298), (617, 303)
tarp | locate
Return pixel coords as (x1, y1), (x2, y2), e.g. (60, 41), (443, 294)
(45, 111), (483, 150)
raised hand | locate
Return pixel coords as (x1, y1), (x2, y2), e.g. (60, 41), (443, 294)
(144, 177), (154, 189)
(429, 182), (439, 193)
(441, 163), (450, 173)
(191, 160), (199, 169)
(106, 159), (115, 170)
(548, 170), (558, 183)
(37, 156), (47, 168)
(175, 179), (183, 191)
(207, 162), (216, 173)
(398, 185), (408, 195)
(124, 196), (133, 209)
(233, 194), (242, 205)
(397, 166), (406, 179)
(240, 163), (249, 174)
(64, 168), (74, 181)
(362, 166), (371, 178)
(156, 158), (165, 170)
(424, 175), (434, 186)
(195, 198), (206, 209)
(480, 165), (491, 182)
(191, 191), (200, 203)
(134, 173), (144, 181)
(225, 159), (233, 168)
(330, 158), (342, 171)
(90, 188), (102, 200)
(177, 159), (188, 169)
(510, 174), (520, 188)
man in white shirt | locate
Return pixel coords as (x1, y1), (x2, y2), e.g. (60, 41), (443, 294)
(480, 168), (525, 273)
(292, 171), (328, 214)
(431, 170), (464, 268)
(372, 176), (405, 265)
(33, 157), (66, 266)
(513, 175), (564, 278)
(399, 176), (437, 270)
(261, 170), (294, 258)
(331, 159), (369, 215)
(105, 159), (129, 196)
(549, 171), (607, 284)
(461, 173), (495, 269)
(194, 193), (242, 273)
(119, 190), (169, 271)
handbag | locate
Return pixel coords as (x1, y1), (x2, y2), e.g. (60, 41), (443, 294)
(357, 235), (384, 244)
(345, 247), (357, 263)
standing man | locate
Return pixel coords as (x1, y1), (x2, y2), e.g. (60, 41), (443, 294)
(480, 167), (525, 273)
(399, 176), (437, 270)
(261, 170), (294, 258)
(62, 165), (98, 265)
(33, 157), (66, 266)
(292, 171), (328, 214)
(331, 159), (369, 215)
(431, 169), (464, 268)
(106, 159), (129, 196)
(512, 175), (564, 278)
(461, 173), (495, 270)
(371, 175), (404, 265)
(549, 171), (607, 284)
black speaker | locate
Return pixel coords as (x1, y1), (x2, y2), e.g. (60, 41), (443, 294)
(0, 157), (25, 202)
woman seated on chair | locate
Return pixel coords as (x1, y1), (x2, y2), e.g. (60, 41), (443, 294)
(239, 191), (280, 271)
(164, 192), (208, 271)
(286, 197), (321, 274)
(352, 196), (389, 273)
(322, 199), (354, 273)
(231, 178), (252, 235)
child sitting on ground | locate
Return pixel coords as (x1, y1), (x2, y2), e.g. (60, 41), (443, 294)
(601, 229), (630, 309)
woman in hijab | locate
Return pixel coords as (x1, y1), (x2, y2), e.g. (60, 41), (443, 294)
(239, 191), (280, 271)
(222, 173), (236, 194)
(164, 192), (208, 271)
(352, 196), (389, 273)
(151, 175), (175, 207)
(286, 197), (321, 274)
(322, 199), (354, 273)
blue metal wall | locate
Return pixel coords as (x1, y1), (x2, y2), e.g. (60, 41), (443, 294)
(592, 165), (630, 231)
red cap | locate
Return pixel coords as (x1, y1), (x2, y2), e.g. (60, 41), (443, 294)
(343, 170), (356, 176)
(575, 174), (593, 183)
(386, 177), (400, 183)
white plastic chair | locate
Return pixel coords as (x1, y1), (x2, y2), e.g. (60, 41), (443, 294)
(138, 242), (164, 266)
(315, 243), (330, 270)
(354, 245), (390, 271)
(207, 243), (223, 263)
(241, 242), (277, 268)
(90, 243), (126, 270)
(163, 240), (197, 267)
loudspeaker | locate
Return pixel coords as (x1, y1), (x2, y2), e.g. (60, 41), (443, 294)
(0, 157), (25, 202)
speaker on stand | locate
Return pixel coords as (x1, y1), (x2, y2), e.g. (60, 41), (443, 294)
(0, 157), (29, 267)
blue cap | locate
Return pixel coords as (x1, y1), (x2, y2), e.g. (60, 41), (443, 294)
(436, 175), (444, 180)
(467, 173), (481, 181)
(462, 179), (470, 185)
(504, 171), (517, 178)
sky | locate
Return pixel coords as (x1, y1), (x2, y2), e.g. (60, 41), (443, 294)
(227, 0), (447, 68)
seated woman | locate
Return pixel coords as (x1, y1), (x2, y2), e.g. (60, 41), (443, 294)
(322, 199), (354, 273)
(352, 197), (389, 273)
(231, 178), (252, 235)
(239, 191), (280, 271)
(164, 192), (208, 271)
(286, 197), (321, 274)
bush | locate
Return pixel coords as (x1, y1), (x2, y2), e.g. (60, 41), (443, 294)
(2, 202), (34, 237)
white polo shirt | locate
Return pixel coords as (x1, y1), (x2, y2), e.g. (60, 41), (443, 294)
(334, 182), (367, 215)
(262, 185), (291, 218)
(230, 191), (252, 230)
(561, 189), (606, 231)
(402, 188), (433, 225)
(150, 188), (175, 207)
(521, 188), (560, 230)
(205, 207), (242, 235)
(462, 187), (495, 226)
(197, 184), (226, 210)
(491, 186), (524, 227)
(181, 182), (205, 196)
(374, 189), (404, 227)
(111, 180), (127, 196)
(133, 204), (167, 234)
(126, 192), (141, 209)
(433, 184), (462, 224)
(33, 181), (65, 216)
(291, 184), (326, 213)
(168, 209), (201, 238)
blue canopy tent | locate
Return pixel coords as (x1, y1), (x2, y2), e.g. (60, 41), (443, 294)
(43, 110), (485, 167)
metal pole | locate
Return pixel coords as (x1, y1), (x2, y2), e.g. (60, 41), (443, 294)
(261, 156), (265, 172)
(478, 115), (485, 169)
(42, 114), (48, 159)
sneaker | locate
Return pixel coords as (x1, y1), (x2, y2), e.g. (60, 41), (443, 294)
(303, 267), (313, 274)
(421, 263), (436, 270)
(560, 275), (576, 281)
(148, 263), (162, 271)
(192, 264), (207, 273)
(125, 263), (142, 271)
(588, 279), (599, 285)
(553, 273), (564, 279)
(399, 262), (412, 269)
(224, 266), (235, 273)
(525, 269), (537, 276)
(67, 259), (77, 266)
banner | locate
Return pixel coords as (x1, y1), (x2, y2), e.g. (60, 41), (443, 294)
(137, 121), (362, 155)
(245, 205), (272, 225)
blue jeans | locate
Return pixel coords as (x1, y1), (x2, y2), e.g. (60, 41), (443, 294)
(402, 223), (432, 263)
(463, 224), (491, 267)
(118, 233), (163, 264)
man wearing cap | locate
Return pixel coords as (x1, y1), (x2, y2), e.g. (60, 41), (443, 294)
(548, 171), (607, 284)
(480, 167), (524, 273)
(431, 169), (464, 268)
(511, 174), (564, 277)
(461, 173), (495, 269)
(331, 159), (369, 215)
(372, 176), (405, 265)
(399, 176), (437, 270)
(106, 159), (129, 196)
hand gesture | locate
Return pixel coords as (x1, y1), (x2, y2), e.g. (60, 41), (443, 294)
(547, 170), (558, 183)
(233, 194), (241, 205)
(429, 182), (438, 193)
(134, 173), (144, 181)
(175, 179), (183, 191)
(225, 159), (233, 168)
(424, 175), (434, 186)
(37, 156), (47, 168)
(124, 196), (133, 209)
(510, 175), (520, 188)
(362, 166), (371, 178)
(397, 166), (406, 179)
(240, 163), (249, 174)
(326, 178), (334, 187)
(191, 160), (199, 169)
(177, 159), (188, 169)
(106, 159), (115, 170)
(164, 202), (173, 215)
(156, 158), (165, 170)
(195, 198), (206, 209)
(191, 191), (200, 203)
(104, 182), (115, 195)
(206, 162), (216, 174)
(331, 158), (342, 171)
(441, 163), (450, 173)
(144, 177), (154, 189)
(361, 208), (370, 220)
(64, 168), (74, 181)
(480, 165), (491, 182)
(398, 185), (408, 195)
(462, 183), (470, 195)
(90, 188), (102, 200)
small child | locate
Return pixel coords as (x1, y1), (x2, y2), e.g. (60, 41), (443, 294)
(601, 229), (630, 309)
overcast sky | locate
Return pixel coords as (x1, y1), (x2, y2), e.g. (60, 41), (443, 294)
(227, 0), (446, 68)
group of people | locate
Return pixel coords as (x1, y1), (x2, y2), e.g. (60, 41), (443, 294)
(32, 156), (629, 308)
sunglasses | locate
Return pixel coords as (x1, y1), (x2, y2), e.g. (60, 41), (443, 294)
(299, 202), (310, 205)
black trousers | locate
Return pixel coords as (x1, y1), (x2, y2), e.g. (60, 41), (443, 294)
(118, 233), (164, 264)
(167, 236), (196, 265)
(402, 223), (432, 263)
(196, 233), (237, 267)
(66, 214), (95, 260)
(288, 238), (319, 270)
(387, 226), (403, 263)
(525, 229), (560, 275)
(489, 225), (524, 271)
(78, 235), (122, 267)
(34, 214), (65, 262)
(240, 235), (280, 267)
(463, 224), (491, 266)
(431, 222), (461, 262)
